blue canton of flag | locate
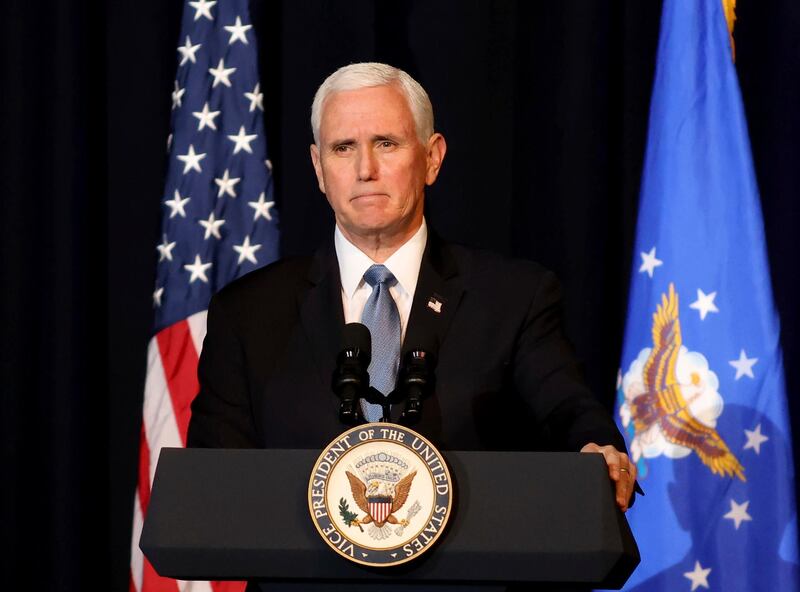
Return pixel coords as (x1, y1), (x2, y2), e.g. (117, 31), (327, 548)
(617, 1), (799, 590)
(154, 0), (279, 332)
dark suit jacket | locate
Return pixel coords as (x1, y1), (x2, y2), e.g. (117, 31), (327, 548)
(187, 232), (625, 453)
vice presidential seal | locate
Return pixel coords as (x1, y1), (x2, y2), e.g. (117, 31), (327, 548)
(308, 423), (453, 566)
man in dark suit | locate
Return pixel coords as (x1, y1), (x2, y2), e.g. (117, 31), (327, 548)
(187, 62), (636, 512)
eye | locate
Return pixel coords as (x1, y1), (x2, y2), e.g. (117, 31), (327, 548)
(333, 144), (351, 153)
(377, 140), (395, 149)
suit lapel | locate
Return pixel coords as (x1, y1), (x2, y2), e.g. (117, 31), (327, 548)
(394, 232), (465, 425)
(298, 242), (345, 391)
(404, 231), (464, 355)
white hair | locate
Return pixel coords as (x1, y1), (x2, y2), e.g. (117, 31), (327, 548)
(310, 62), (434, 145)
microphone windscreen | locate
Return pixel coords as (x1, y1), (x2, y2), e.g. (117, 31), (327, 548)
(342, 322), (371, 361)
(403, 331), (439, 366)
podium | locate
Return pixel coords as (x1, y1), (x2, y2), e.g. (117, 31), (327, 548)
(140, 448), (639, 589)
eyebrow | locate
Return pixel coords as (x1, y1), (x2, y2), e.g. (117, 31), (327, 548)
(372, 134), (401, 143)
(328, 138), (355, 148)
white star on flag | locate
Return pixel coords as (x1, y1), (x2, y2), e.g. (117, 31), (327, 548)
(224, 16), (252, 45)
(164, 190), (190, 219)
(171, 81), (186, 109)
(184, 254), (212, 284)
(192, 102), (221, 131)
(156, 235), (177, 261)
(729, 349), (758, 380)
(177, 36), (201, 66)
(233, 235), (262, 265)
(244, 83), (264, 112)
(214, 169), (241, 198)
(152, 287), (164, 308)
(177, 144), (206, 174)
(227, 126), (258, 154)
(199, 212), (225, 239)
(248, 192), (275, 221)
(638, 246), (663, 278)
(683, 561), (711, 591)
(689, 288), (719, 320)
(744, 423), (769, 454)
(209, 58), (236, 88)
(188, 0), (216, 21)
(723, 499), (752, 530)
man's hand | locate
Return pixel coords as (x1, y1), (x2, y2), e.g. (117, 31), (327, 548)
(580, 443), (637, 512)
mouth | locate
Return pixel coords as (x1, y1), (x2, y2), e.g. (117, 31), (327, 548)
(351, 193), (389, 201)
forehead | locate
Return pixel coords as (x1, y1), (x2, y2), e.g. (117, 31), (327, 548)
(319, 84), (415, 139)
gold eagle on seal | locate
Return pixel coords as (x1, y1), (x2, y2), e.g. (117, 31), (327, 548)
(345, 470), (417, 527)
(631, 283), (745, 481)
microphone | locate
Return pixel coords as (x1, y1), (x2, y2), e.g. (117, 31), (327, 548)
(398, 335), (438, 424)
(332, 323), (371, 424)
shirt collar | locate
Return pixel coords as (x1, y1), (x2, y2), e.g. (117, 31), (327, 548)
(334, 218), (428, 298)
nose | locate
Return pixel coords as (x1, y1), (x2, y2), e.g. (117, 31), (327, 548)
(356, 147), (378, 182)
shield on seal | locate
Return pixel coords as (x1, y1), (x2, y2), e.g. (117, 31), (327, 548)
(368, 496), (392, 524)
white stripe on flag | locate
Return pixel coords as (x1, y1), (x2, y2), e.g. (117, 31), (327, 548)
(181, 580), (213, 592)
(131, 491), (145, 592)
(143, 336), (183, 486)
(186, 310), (208, 357)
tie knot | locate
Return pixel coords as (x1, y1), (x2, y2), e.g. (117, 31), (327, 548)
(363, 264), (397, 288)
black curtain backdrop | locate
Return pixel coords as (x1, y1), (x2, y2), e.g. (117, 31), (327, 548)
(1, 1), (798, 590)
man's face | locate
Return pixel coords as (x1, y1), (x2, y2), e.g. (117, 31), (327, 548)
(310, 84), (445, 245)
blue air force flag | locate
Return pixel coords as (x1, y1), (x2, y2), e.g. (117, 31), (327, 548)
(616, 1), (799, 590)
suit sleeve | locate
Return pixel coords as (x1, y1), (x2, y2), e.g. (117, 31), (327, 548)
(186, 292), (261, 448)
(512, 270), (627, 453)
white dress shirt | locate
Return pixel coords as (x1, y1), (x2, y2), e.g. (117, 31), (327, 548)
(334, 219), (428, 342)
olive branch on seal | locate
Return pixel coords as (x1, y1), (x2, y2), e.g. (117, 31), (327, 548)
(338, 498), (364, 532)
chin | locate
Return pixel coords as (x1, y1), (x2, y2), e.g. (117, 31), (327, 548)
(346, 211), (397, 233)
(340, 207), (419, 239)
(352, 221), (395, 236)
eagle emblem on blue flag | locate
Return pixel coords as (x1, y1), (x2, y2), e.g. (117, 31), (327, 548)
(620, 283), (744, 481)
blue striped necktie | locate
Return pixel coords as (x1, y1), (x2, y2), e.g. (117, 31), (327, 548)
(360, 264), (401, 422)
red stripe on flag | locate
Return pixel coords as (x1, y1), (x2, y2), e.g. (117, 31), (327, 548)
(137, 422), (151, 512)
(143, 557), (180, 592)
(156, 320), (200, 445)
(212, 581), (247, 592)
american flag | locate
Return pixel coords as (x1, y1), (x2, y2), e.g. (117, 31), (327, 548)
(130, 1), (279, 590)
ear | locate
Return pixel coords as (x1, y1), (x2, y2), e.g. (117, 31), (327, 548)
(424, 133), (447, 186)
(310, 143), (326, 194)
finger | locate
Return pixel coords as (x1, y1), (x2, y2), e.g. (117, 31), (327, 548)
(610, 464), (629, 508)
(600, 447), (632, 508)
(616, 455), (636, 511)
(615, 477), (630, 512)
(625, 460), (638, 483)
(600, 446), (623, 482)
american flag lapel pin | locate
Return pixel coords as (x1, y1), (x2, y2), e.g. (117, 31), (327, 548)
(427, 296), (443, 314)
